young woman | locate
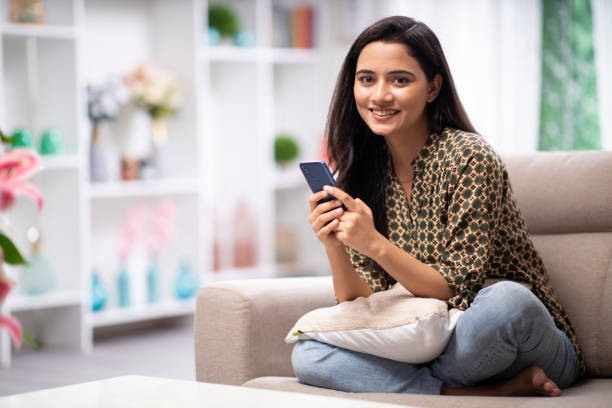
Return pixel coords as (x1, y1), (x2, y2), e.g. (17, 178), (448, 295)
(292, 16), (582, 397)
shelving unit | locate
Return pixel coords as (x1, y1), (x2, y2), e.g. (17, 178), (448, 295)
(0, 0), (383, 367)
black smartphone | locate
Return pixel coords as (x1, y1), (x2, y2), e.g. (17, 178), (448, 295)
(299, 161), (346, 209)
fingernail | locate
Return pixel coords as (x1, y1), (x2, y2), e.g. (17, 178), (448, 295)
(323, 185), (331, 191)
(335, 200), (341, 205)
(336, 208), (343, 213)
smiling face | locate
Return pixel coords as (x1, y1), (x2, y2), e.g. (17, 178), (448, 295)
(353, 41), (440, 138)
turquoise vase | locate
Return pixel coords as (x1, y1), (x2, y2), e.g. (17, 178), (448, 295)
(40, 128), (65, 155)
(11, 128), (34, 148)
(117, 262), (131, 307)
(19, 255), (55, 295)
(174, 262), (199, 299)
(91, 271), (108, 312)
(147, 257), (160, 303)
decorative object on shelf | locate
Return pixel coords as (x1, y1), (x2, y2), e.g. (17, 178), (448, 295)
(274, 134), (300, 168)
(18, 227), (55, 295)
(272, 4), (314, 48)
(10, 128), (34, 148)
(208, 4), (239, 44)
(124, 63), (180, 179)
(233, 199), (257, 268)
(117, 205), (147, 308)
(0, 128), (43, 350)
(120, 156), (140, 181)
(9, 0), (45, 24)
(117, 261), (130, 308)
(146, 256), (160, 303)
(91, 269), (108, 312)
(234, 30), (255, 47)
(174, 261), (199, 299)
(39, 127), (65, 155)
(207, 27), (221, 46)
(276, 224), (297, 263)
(87, 77), (130, 182)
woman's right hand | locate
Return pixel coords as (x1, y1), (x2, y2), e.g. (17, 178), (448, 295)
(308, 190), (345, 248)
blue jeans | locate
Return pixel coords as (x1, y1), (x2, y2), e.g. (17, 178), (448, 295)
(291, 281), (580, 394)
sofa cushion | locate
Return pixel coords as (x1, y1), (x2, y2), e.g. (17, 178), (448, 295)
(503, 151), (612, 235)
(286, 283), (463, 363)
(531, 233), (612, 377)
(244, 376), (612, 408)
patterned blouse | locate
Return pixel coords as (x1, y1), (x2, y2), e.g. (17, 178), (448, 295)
(346, 127), (584, 375)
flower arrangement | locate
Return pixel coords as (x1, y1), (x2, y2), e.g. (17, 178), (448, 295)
(0, 128), (43, 350)
(123, 63), (180, 121)
(87, 77), (130, 126)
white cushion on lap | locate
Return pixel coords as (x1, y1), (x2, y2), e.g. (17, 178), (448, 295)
(285, 283), (463, 364)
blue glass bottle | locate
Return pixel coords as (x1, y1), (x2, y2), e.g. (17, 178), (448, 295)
(91, 270), (108, 312)
(147, 256), (160, 303)
(117, 262), (131, 307)
(174, 261), (199, 299)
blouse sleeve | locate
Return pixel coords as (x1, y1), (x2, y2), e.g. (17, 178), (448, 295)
(345, 245), (395, 293)
(429, 145), (507, 310)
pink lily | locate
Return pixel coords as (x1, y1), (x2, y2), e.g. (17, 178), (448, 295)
(0, 249), (22, 349)
(0, 148), (43, 212)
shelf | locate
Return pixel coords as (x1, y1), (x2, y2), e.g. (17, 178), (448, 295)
(42, 155), (80, 171)
(87, 178), (200, 199)
(88, 298), (196, 328)
(1, 23), (77, 40)
(201, 46), (319, 64)
(5, 290), (82, 312)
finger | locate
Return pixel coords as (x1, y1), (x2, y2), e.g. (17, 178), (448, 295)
(309, 199), (344, 224)
(309, 190), (329, 212)
(318, 218), (339, 238)
(313, 206), (344, 231)
(323, 185), (357, 211)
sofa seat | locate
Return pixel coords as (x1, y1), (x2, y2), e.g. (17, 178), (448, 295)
(244, 377), (612, 408)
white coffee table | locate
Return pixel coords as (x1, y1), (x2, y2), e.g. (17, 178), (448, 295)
(0, 375), (415, 407)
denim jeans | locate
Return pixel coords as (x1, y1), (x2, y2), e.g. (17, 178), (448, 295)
(291, 281), (580, 394)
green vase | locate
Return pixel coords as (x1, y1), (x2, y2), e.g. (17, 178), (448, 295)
(40, 128), (65, 155)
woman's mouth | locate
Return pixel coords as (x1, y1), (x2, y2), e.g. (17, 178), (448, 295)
(370, 109), (399, 120)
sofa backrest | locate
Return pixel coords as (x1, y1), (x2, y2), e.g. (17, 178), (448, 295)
(503, 150), (612, 377)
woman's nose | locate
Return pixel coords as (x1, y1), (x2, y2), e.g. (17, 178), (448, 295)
(371, 82), (392, 104)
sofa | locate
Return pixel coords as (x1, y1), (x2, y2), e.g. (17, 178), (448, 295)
(194, 150), (612, 407)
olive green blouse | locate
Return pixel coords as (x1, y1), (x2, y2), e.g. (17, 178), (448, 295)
(345, 127), (584, 375)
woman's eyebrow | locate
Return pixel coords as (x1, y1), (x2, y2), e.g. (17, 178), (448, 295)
(388, 69), (416, 77)
(355, 69), (375, 75)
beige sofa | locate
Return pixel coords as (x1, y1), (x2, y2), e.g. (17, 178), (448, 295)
(195, 151), (612, 407)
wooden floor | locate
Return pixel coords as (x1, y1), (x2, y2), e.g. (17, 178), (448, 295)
(0, 317), (195, 397)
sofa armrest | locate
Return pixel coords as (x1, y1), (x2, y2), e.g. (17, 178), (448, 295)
(194, 276), (335, 385)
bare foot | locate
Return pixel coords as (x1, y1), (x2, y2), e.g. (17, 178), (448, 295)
(500, 365), (561, 397)
(442, 365), (561, 397)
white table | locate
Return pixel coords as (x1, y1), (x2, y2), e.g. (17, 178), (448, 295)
(0, 376), (414, 407)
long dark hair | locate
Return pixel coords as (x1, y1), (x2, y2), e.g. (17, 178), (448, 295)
(326, 16), (475, 241)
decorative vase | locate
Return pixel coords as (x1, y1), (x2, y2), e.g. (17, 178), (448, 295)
(40, 127), (65, 155)
(10, 128), (34, 148)
(117, 261), (131, 307)
(10, 0), (45, 24)
(18, 227), (55, 295)
(91, 270), (108, 312)
(174, 262), (199, 299)
(90, 122), (109, 182)
(147, 256), (160, 303)
(151, 117), (168, 178)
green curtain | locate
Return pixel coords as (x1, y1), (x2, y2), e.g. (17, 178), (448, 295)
(539, 0), (601, 151)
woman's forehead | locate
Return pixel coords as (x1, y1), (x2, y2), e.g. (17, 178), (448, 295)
(356, 41), (421, 72)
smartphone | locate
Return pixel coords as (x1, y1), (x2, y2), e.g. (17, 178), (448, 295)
(299, 161), (346, 209)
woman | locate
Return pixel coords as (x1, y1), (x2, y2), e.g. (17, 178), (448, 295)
(292, 16), (582, 397)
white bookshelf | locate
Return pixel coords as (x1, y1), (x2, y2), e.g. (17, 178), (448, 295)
(0, 0), (376, 367)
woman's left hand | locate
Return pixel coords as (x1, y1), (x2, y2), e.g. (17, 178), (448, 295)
(322, 185), (384, 258)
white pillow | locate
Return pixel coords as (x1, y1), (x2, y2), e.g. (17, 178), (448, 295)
(285, 283), (463, 364)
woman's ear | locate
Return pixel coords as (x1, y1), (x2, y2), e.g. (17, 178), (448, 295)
(427, 74), (442, 103)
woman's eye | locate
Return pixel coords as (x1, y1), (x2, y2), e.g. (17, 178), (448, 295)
(393, 77), (410, 85)
(358, 76), (374, 84)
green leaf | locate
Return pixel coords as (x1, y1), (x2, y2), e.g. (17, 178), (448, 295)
(0, 232), (28, 265)
(292, 330), (304, 336)
(23, 331), (38, 350)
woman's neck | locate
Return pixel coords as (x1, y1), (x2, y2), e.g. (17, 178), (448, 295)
(385, 121), (431, 182)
